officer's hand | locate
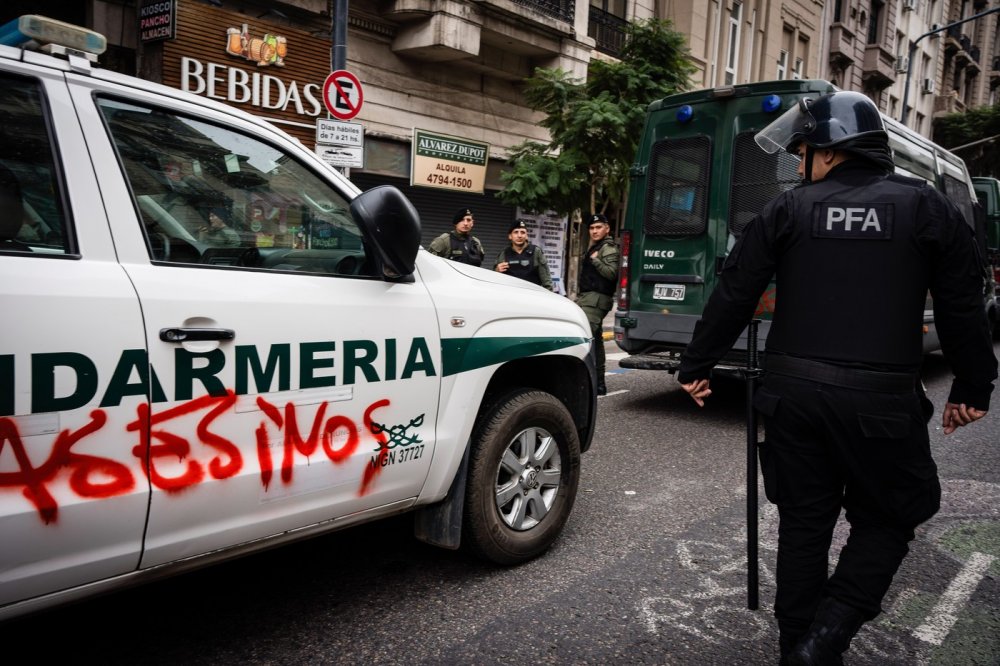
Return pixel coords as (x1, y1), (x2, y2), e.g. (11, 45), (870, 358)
(680, 378), (712, 407)
(496, 261), (508, 273)
(942, 402), (987, 435)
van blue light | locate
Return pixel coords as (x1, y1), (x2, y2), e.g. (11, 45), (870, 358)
(676, 105), (694, 123)
(762, 95), (782, 113)
(0, 15), (106, 53)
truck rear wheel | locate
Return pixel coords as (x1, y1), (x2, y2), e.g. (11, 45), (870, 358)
(464, 389), (581, 565)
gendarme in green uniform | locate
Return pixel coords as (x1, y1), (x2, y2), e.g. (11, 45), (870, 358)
(575, 213), (620, 394)
(427, 207), (485, 266)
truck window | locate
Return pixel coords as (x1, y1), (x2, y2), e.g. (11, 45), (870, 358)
(728, 131), (800, 234)
(0, 74), (71, 256)
(96, 98), (374, 277)
(943, 174), (974, 227)
(643, 136), (711, 237)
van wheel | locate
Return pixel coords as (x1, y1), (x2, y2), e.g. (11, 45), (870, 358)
(464, 389), (581, 565)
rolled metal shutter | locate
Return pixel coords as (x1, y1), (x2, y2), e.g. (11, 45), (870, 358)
(349, 173), (515, 264)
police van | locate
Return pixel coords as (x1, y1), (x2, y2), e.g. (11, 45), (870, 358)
(614, 78), (994, 372)
(972, 176), (1000, 330)
(0, 16), (596, 620)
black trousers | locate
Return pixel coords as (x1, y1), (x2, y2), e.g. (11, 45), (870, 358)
(753, 373), (941, 644)
(589, 320), (606, 380)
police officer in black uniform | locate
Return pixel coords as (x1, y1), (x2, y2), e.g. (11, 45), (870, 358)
(676, 91), (997, 665)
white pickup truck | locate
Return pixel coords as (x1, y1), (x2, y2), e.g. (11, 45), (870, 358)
(0, 16), (596, 620)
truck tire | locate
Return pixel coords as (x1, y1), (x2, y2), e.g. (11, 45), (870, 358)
(464, 389), (581, 565)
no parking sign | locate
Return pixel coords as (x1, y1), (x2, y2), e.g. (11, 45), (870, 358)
(322, 69), (364, 120)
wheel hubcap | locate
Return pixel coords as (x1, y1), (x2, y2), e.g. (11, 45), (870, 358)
(494, 427), (561, 531)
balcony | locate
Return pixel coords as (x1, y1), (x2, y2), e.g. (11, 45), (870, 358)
(955, 49), (971, 71)
(944, 26), (961, 56)
(384, 0), (585, 79)
(990, 55), (1000, 88)
(588, 6), (626, 56)
(511, 0), (574, 23)
(965, 45), (982, 76)
(828, 22), (856, 70)
(861, 43), (896, 89)
(933, 91), (965, 116)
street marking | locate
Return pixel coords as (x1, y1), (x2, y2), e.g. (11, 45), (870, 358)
(598, 390), (628, 397)
(637, 506), (780, 643)
(606, 352), (628, 361)
(912, 551), (996, 646)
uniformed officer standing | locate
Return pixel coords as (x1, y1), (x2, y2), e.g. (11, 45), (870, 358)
(427, 207), (485, 266)
(676, 91), (997, 665)
(576, 213), (620, 395)
(494, 219), (554, 290)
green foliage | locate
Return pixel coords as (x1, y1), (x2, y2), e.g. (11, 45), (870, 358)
(933, 106), (1000, 177)
(497, 19), (695, 216)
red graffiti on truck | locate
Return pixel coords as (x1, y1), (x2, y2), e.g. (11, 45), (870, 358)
(0, 392), (397, 523)
(0, 410), (134, 524)
(254, 394), (365, 490)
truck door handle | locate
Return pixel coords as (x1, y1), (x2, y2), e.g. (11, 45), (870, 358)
(159, 328), (235, 342)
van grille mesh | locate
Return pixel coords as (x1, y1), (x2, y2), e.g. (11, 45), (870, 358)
(943, 174), (973, 227)
(643, 136), (710, 236)
(728, 131), (801, 234)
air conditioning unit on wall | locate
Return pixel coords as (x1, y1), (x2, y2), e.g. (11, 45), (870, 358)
(895, 56), (909, 73)
(903, 0), (918, 11)
(922, 78), (936, 94)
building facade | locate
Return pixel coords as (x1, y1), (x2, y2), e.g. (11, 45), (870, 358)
(633, 0), (824, 91)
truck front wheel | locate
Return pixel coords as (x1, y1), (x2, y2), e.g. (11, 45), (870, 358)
(464, 389), (581, 565)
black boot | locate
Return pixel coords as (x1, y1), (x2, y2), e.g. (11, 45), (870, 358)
(779, 631), (802, 665)
(596, 380), (607, 396)
(787, 598), (865, 666)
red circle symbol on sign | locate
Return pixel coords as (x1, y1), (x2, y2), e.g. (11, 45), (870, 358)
(323, 70), (364, 120)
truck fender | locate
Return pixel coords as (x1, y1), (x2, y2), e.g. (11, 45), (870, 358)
(412, 445), (470, 549)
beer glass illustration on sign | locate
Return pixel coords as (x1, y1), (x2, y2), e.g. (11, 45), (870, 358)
(225, 24), (286, 67)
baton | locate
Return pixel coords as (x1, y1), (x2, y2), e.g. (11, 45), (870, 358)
(745, 319), (762, 611)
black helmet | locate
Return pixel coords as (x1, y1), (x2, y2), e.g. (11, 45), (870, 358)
(755, 91), (887, 154)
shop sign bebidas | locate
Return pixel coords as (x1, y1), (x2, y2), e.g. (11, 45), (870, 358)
(162, 2), (333, 146)
(180, 57), (323, 117)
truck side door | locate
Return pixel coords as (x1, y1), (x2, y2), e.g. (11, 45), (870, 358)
(68, 80), (442, 567)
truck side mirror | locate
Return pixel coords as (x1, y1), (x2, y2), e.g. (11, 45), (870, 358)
(350, 185), (421, 281)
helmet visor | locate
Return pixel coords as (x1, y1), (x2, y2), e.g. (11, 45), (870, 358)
(754, 98), (815, 154)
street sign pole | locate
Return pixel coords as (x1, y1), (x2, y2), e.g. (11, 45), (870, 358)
(332, 0), (348, 73)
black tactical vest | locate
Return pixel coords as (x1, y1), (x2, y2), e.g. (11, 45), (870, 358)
(765, 166), (944, 368)
(503, 245), (542, 285)
(579, 239), (616, 295)
(448, 232), (483, 267)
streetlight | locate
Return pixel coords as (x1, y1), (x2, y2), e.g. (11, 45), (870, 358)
(900, 6), (1000, 126)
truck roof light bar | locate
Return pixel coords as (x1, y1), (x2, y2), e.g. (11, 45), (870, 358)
(0, 15), (107, 60)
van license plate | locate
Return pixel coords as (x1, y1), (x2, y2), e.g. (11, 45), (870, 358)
(653, 284), (685, 301)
